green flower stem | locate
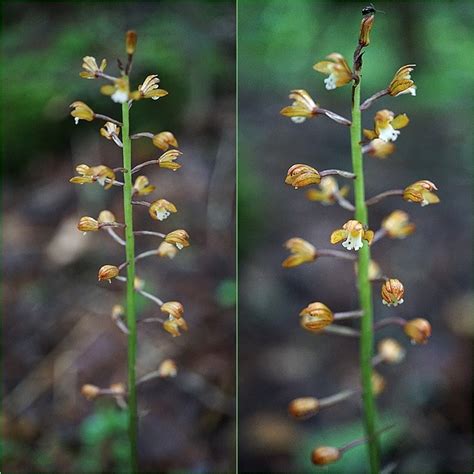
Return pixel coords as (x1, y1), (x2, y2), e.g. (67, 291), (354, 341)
(121, 99), (138, 473)
(350, 81), (380, 473)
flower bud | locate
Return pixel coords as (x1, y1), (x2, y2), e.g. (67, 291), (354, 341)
(299, 302), (334, 331)
(311, 446), (341, 465)
(403, 180), (439, 207)
(109, 383), (126, 396)
(404, 318), (431, 344)
(98, 210), (116, 224)
(111, 304), (125, 320)
(381, 210), (415, 239)
(285, 164), (321, 189)
(149, 199), (177, 221)
(371, 370), (386, 396)
(158, 150), (182, 170)
(161, 301), (184, 319)
(81, 384), (100, 400)
(157, 241), (178, 259)
(359, 13), (375, 46)
(165, 229), (190, 249)
(282, 237), (317, 268)
(134, 276), (145, 291)
(378, 338), (406, 364)
(78, 216), (99, 232)
(152, 131), (178, 151)
(98, 265), (119, 282)
(381, 278), (404, 307)
(288, 397), (320, 419)
(158, 359), (178, 378)
(125, 30), (137, 55)
(365, 138), (395, 159)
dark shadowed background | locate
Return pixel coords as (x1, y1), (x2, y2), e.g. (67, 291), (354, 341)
(2, 1), (235, 472)
(238, 1), (472, 473)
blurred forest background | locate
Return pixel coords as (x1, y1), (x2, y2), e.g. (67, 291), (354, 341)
(238, 1), (473, 473)
(2, 1), (235, 473)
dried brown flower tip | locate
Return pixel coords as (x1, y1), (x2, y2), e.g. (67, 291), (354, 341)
(158, 359), (178, 378)
(149, 199), (177, 221)
(381, 278), (405, 307)
(282, 237), (317, 268)
(98, 210), (116, 224)
(158, 149), (182, 171)
(280, 89), (318, 123)
(80, 56), (107, 79)
(378, 338), (406, 364)
(306, 176), (350, 205)
(164, 229), (190, 249)
(78, 216), (99, 232)
(125, 30), (137, 55)
(152, 132), (179, 151)
(161, 301), (184, 319)
(81, 384), (100, 400)
(311, 446), (341, 466)
(313, 53), (352, 90)
(363, 109), (409, 143)
(403, 180), (440, 207)
(157, 241), (178, 259)
(404, 318), (432, 344)
(70, 101), (95, 124)
(364, 138), (396, 159)
(299, 302), (334, 332)
(133, 176), (156, 196)
(359, 13), (375, 46)
(331, 220), (374, 251)
(381, 210), (415, 239)
(285, 164), (321, 189)
(388, 64), (417, 97)
(98, 265), (119, 282)
(288, 397), (320, 419)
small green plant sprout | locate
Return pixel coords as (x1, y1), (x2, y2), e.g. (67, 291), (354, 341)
(71, 31), (190, 471)
(279, 5), (438, 472)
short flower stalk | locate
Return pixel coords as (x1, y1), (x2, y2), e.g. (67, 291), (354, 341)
(279, 6), (438, 472)
(71, 32), (189, 472)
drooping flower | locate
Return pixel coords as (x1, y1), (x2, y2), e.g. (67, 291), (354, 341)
(157, 241), (178, 259)
(149, 199), (177, 221)
(403, 180), (440, 206)
(165, 229), (190, 249)
(163, 317), (188, 337)
(98, 210), (116, 224)
(100, 122), (121, 146)
(381, 210), (415, 238)
(161, 301), (184, 319)
(152, 131), (179, 151)
(363, 109), (409, 142)
(80, 56), (107, 79)
(388, 64), (417, 97)
(381, 278), (405, 307)
(133, 176), (156, 196)
(280, 89), (318, 123)
(285, 164), (321, 189)
(306, 176), (350, 205)
(158, 359), (178, 378)
(70, 101), (95, 124)
(313, 53), (353, 90)
(282, 238), (317, 268)
(98, 265), (119, 282)
(299, 302), (334, 332)
(81, 384), (101, 400)
(330, 220), (374, 251)
(158, 150), (182, 171)
(371, 370), (386, 395)
(404, 318), (432, 344)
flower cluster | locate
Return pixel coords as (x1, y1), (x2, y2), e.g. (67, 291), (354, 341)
(279, 7), (437, 468)
(72, 33), (191, 426)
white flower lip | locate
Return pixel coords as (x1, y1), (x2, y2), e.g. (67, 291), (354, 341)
(379, 125), (400, 142)
(342, 234), (363, 251)
(156, 209), (170, 221)
(111, 90), (129, 104)
(291, 116), (306, 124)
(324, 73), (337, 90)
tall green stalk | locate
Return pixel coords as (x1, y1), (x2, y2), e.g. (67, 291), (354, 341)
(121, 98), (138, 473)
(350, 81), (380, 474)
